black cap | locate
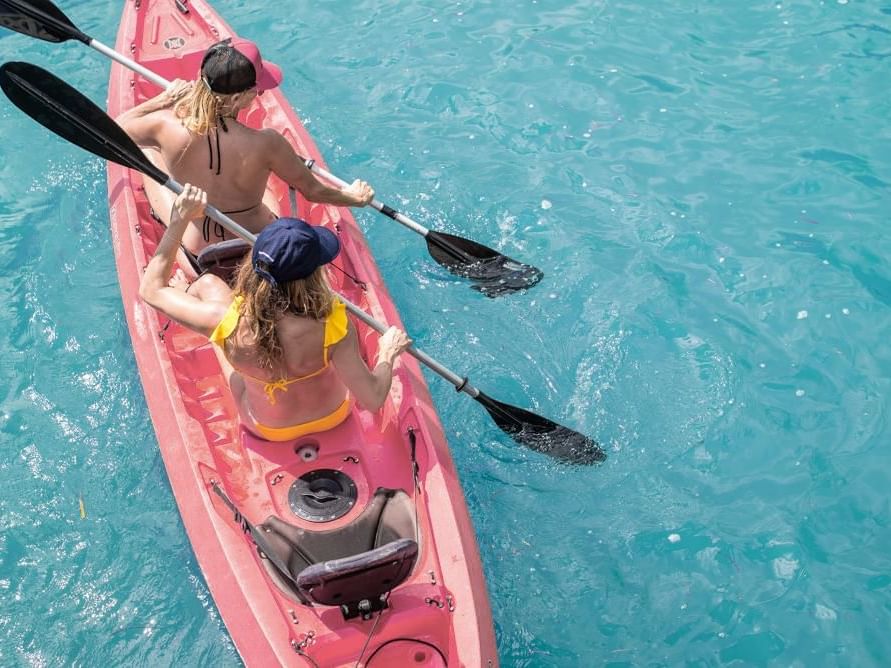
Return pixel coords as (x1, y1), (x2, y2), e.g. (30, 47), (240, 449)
(199, 38), (282, 95)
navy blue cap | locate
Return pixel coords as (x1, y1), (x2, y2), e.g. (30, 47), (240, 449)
(252, 218), (340, 285)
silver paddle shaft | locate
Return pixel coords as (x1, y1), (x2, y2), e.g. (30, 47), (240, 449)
(302, 159), (430, 237)
(162, 180), (480, 399)
(90, 38), (169, 89)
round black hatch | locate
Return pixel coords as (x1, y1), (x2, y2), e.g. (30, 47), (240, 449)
(288, 469), (358, 522)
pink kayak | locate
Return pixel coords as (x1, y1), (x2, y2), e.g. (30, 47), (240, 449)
(106, 0), (497, 665)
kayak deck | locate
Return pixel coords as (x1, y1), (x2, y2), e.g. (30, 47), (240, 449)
(106, 0), (497, 665)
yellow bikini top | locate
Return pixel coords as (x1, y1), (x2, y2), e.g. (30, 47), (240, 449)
(209, 295), (348, 404)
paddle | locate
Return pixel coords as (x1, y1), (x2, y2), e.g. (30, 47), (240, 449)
(0, 0), (544, 297)
(0, 60), (604, 465)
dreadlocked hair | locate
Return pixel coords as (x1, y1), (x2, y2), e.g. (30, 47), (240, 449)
(174, 80), (237, 135)
(230, 260), (336, 373)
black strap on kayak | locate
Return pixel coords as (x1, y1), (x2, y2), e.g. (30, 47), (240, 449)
(210, 481), (312, 604)
(405, 427), (422, 552)
(407, 427), (420, 492)
(330, 261), (368, 291)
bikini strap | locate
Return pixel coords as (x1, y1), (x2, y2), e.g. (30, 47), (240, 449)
(209, 295), (244, 345)
(322, 299), (348, 364)
(262, 379), (289, 406)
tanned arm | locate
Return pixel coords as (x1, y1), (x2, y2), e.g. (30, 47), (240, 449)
(330, 324), (412, 411)
(117, 79), (192, 148)
(264, 130), (375, 207)
(139, 184), (226, 336)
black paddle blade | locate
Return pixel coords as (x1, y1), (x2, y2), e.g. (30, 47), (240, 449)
(426, 230), (543, 298)
(0, 0), (87, 43)
(0, 62), (167, 183)
(475, 391), (606, 465)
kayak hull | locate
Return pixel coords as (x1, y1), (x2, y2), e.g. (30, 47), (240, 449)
(106, 1), (497, 665)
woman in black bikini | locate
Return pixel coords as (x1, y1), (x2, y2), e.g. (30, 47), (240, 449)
(117, 37), (374, 278)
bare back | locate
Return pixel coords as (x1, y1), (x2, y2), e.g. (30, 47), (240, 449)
(119, 83), (372, 272)
(225, 311), (349, 426)
(134, 106), (279, 255)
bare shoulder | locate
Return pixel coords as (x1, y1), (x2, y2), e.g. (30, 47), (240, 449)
(204, 298), (231, 323)
(147, 107), (183, 128)
(153, 109), (192, 142)
(190, 275), (236, 322)
(255, 127), (287, 150)
(231, 127), (285, 164)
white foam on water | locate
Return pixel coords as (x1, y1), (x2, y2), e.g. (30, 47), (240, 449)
(568, 325), (627, 431)
(694, 445), (713, 462)
(21, 650), (48, 668)
(676, 334), (705, 350)
(495, 211), (524, 250)
(79, 373), (100, 392)
(24, 387), (89, 449)
(142, 617), (157, 637)
(697, 546), (720, 571)
(77, 581), (119, 627)
(19, 444), (52, 483)
(772, 556), (799, 580)
(815, 603), (837, 620)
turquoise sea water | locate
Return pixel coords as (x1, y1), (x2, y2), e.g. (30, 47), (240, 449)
(2, 0), (890, 665)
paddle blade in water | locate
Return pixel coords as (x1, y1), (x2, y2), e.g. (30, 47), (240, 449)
(426, 230), (543, 297)
(475, 391), (606, 465)
(0, 0), (86, 43)
(0, 61), (167, 183)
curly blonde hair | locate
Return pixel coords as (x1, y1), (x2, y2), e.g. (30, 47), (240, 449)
(229, 260), (336, 373)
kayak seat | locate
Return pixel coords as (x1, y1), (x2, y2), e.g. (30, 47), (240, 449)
(257, 488), (418, 618)
(197, 238), (251, 282)
(296, 538), (418, 619)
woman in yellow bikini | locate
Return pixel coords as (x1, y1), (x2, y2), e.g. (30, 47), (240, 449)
(139, 184), (412, 441)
